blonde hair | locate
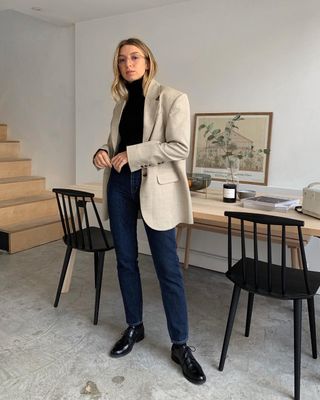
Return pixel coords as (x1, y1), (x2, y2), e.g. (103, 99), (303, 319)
(111, 38), (158, 101)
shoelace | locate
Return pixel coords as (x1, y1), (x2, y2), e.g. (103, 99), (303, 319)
(182, 346), (199, 370)
(182, 345), (196, 356)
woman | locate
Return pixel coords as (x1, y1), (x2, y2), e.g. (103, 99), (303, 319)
(93, 38), (205, 385)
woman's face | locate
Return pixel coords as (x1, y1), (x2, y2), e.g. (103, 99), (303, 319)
(118, 44), (149, 82)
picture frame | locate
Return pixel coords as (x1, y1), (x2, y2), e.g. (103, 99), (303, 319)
(191, 112), (273, 185)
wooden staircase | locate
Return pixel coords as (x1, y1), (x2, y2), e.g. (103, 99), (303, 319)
(0, 123), (63, 253)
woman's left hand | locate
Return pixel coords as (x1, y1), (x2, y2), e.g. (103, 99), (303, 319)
(111, 151), (128, 173)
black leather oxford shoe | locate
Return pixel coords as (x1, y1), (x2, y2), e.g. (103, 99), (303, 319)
(110, 324), (145, 358)
(171, 344), (206, 385)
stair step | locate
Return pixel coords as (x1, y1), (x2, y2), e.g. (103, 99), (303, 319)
(0, 124), (7, 141)
(0, 176), (46, 200)
(0, 193), (58, 226)
(0, 141), (20, 157)
(0, 216), (63, 253)
(0, 158), (32, 177)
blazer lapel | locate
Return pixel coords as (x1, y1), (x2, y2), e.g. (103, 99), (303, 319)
(110, 100), (125, 152)
(143, 80), (161, 142)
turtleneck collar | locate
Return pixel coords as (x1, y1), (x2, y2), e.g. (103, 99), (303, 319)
(125, 77), (144, 97)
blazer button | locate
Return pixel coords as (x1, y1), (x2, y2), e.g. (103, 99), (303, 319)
(143, 173), (147, 177)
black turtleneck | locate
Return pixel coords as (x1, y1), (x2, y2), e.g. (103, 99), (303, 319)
(118, 77), (145, 154)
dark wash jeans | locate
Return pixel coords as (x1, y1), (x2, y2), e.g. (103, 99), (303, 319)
(107, 166), (188, 344)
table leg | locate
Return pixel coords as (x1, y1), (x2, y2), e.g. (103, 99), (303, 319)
(176, 224), (192, 269)
(297, 249), (303, 269)
(61, 249), (77, 293)
(183, 226), (192, 269)
(290, 246), (302, 269)
(176, 225), (183, 247)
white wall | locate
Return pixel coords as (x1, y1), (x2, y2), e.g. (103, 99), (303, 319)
(75, 0), (320, 188)
(75, 0), (320, 271)
(0, 10), (75, 187)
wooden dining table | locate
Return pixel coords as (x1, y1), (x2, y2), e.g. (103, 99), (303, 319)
(60, 183), (320, 293)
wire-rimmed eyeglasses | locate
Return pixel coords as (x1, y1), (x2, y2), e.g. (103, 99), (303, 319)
(118, 54), (146, 66)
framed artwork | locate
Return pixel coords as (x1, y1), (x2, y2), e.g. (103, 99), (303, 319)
(191, 112), (273, 185)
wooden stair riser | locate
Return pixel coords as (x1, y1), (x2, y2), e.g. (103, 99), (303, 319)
(0, 123), (63, 252)
(8, 222), (63, 253)
(0, 142), (20, 157)
(0, 160), (31, 178)
(0, 179), (45, 200)
(0, 125), (7, 141)
(0, 198), (58, 225)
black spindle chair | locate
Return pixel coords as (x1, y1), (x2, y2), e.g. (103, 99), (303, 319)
(52, 188), (114, 325)
(219, 211), (320, 400)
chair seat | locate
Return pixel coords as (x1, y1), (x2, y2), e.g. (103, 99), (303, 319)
(63, 227), (114, 252)
(226, 257), (320, 300)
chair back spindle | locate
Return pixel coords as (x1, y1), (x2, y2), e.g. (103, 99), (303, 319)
(240, 220), (246, 282)
(253, 222), (258, 289)
(68, 195), (78, 247)
(61, 194), (71, 241)
(82, 198), (93, 249)
(54, 192), (67, 238)
(281, 225), (286, 295)
(267, 224), (272, 292)
(227, 216), (232, 271)
(298, 226), (311, 294)
(91, 200), (110, 249)
(75, 197), (85, 246)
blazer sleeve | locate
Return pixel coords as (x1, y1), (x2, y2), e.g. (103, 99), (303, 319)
(126, 93), (190, 172)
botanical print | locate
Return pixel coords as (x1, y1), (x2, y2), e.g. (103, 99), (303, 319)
(192, 113), (272, 185)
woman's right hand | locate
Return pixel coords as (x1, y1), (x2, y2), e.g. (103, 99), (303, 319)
(93, 150), (112, 169)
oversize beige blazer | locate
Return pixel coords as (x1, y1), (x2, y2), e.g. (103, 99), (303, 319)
(98, 79), (193, 230)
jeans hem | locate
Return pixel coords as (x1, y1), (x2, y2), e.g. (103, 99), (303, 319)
(171, 338), (188, 345)
(127, 321), (143, 327)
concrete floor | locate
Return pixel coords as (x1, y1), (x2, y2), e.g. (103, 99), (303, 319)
(0, 241), (320, 400)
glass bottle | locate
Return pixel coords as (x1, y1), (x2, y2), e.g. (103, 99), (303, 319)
(223, 157), (239, 203)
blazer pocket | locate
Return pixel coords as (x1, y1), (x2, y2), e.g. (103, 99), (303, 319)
(157, 170), (179, 185)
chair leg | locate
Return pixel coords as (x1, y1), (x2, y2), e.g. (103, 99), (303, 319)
(219, 285), (241, 371)
(245, 292), (254, 337)
(307, 297), (317, 359)
(293, 299), (302, 400)
(54, 246), (73, 307)
(94, 252), (98, 289)
(93, 251), (105, 325)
